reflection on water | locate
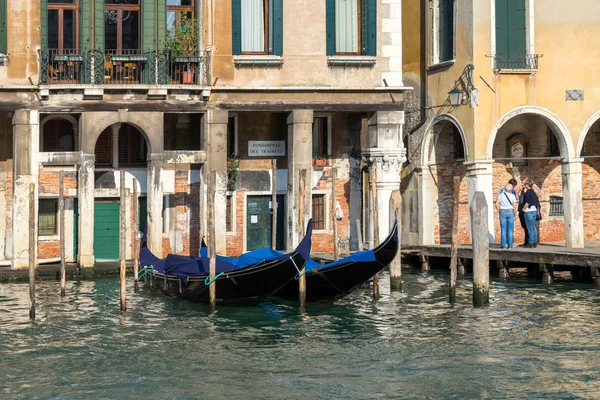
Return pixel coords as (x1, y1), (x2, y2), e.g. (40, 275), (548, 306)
(1, 271), (600, 399)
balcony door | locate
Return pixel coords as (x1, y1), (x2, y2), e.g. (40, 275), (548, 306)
(105, 0), (140, 53)
(48, 0), (78, 52)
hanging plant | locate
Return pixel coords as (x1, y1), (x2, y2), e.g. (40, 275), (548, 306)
(227, 154), (241, 191)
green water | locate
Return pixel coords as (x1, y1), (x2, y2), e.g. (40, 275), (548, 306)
(1, 270), (600, 399)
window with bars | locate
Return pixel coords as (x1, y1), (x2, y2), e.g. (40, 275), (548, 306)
(39, 199), (58, 236)
(226, 195), (233, 232)
(312, 194), (326, 230)
(549, 196), (563, 217)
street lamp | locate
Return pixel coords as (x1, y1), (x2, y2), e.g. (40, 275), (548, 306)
(447, 87), (464, 107)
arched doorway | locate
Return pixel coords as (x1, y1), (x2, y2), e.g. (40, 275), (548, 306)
(489, 111), (572, 245)
(579, 120), (600, 241)
(421, 116), (468, 245)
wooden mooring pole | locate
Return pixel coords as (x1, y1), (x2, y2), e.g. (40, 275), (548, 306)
(59, 170), (66, 297)
(208, 169), (217, 312)
(389, 190), (402, 290)
(332, 167), (339, 261)
(119, 170), (127, 312)
(298, 169), (307, 309)
(271, 159), (277, 250)
(449, 175), (460, 302)
(28, 183), (36, 320)
(133, 179), (139, 292)
(370, 167), (380, 300)
(470, 191), (489, 307)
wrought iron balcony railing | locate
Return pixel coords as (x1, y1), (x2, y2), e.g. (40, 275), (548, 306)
(493, 54), (542, 72)
(38, 48), (211, 86)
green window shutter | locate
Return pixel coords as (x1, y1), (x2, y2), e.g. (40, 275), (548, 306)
(325, 0), (335, 55)
(495, 0), (509, 63)
(79, 0), (91, 51)
(438, 0), (453, 62)
(231, 0), (242, 55)
(271, 0), (283, 55)
(361, 0), (376, 56)
(39, 0), (47, 49)
(0, 0), (5, 53)
(94, 0), (105, 51)
(157, 0), (166, 50)
(507, 0), (526, 65)
(141, 0), (156, 52)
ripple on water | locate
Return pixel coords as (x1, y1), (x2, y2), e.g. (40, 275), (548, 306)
(1, 272), (600, 399)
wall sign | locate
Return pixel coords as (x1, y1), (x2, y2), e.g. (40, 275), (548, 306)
(248, 141), (285, 157)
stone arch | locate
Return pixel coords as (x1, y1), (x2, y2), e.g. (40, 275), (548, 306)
(41, 113), (78, 127)
(81, 111), (163, 155)
(40, 114), (79, 152)
(577, 110), (600, 156)
(420, 113), (468, 166)
(487, 106), (574, 159)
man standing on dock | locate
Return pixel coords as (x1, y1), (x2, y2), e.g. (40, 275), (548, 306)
(497, 182), (517, 249)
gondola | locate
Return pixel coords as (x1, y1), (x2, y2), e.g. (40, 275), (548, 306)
(273, 217), (399, 302)
(139, 220), (313, 304)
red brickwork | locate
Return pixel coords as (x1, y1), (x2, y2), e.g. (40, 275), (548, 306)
(225, 191), (245, 256)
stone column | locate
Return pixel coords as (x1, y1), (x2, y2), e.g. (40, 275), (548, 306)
(287, 110), (313, 251)
(147, 159), (164, 258)
(465, 161), (494, 243)
(78, 155), (95, 267)
(362, 111), (406, 243)
(561, 158), (584, 248)
(416, 165), (435, 245)
(205, 110), (228, 254)
(111, 123), (121, 169)
(12, 110), (39, 269)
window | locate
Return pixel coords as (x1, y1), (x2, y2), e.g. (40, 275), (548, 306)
(0, 0), (6, 54)
(495, 0), (527, 68)
(433, 0), (454, 64)
(232, 0), (283, 55)
(167, 0), (194, 35)
(48, 0), (78, 51)
(548, 126), (560, 157)
(41, 118), (75, 152)
(226, 195), (233, 232)
(312, 117), (328, 159)
(326, 0), (376, 56)
(312, 194), (326, 230)
(39, 199), (58, 236)
(227, 116), (237, 156)
(549, 196), (563, 217)
(105, 0), (140, 52)
(118, 124), (147, 166)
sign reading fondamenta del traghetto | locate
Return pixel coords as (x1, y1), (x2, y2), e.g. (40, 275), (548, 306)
(248, 141), (285, 157)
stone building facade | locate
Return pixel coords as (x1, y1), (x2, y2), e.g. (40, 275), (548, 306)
(402, 0), (600, 247)
(0, 0), (408, 269)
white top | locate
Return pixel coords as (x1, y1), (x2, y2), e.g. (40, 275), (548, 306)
(497, 191), (517, 210)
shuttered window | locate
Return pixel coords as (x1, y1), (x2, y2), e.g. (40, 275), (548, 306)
(232, 0), (283, 55)
(438, 0), (454, 62)
(495, 0), (526, 68)
(312, 117), (328, 159)
(326, 0), (376, 56)
(312, 194), (326, 230)
(42, 119), (75, 152)
(95, 129), (112, 166)
(0, 0), (7, 54)
(118, 124), (147, 166)
(39, 199), (58, 236)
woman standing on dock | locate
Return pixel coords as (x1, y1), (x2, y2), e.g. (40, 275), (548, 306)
(497, 182), (517, 249)
(521, 179), (540, 248)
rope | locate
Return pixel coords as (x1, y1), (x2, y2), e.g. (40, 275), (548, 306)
(135, 266), (154, 281)
(204, 272), (224, 286)
(294, 268), (308, 281)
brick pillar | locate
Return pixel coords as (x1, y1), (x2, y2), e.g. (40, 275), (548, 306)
(147, 159), (164, 258)
(417, 165), (435, 245)
(12, 110), (39, 269)
(78, 155), (95, 267)
(287, 110), (313, 251)
(362, 111), (407, 244)
(205, 110), (228, 254)
(562, 158), (584, 248)
(465, 160), (494, 243)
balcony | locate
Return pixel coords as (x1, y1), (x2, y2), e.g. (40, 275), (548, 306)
(38, 49), (211, 87)
(493, 54), (542, 73)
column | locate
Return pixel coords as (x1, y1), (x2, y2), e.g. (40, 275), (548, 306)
(416, 165), (435, 245)
(287, 110), (313, 250)
(111, 123), (120, 169)
(205, 110), (228, 254)
(78, 155), (95, 267)
(465, 160), (494, 243)
(12, 110), (39, 269)
(561, 158), (584, 248)
(362, 111), (407, 243)
(147, 159), (164, 258)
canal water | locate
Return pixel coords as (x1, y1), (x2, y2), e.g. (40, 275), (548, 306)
(1, 270), (600, 399)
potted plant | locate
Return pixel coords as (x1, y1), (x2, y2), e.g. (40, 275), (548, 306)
(312, 155), (328, 167)
(165, 15), (198, 84)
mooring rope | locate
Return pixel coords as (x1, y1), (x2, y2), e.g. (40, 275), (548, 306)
(135, 266), (154, 281)
(204, 272), (224, 286)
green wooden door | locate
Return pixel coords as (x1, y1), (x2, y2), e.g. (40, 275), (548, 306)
(94, 202), (120, 261)
(246, 195), (285, 251)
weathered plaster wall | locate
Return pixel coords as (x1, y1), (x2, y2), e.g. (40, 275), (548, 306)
(1, 1), (40, 85)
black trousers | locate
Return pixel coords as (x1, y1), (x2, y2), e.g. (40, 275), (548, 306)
(518, 211), (529, 244)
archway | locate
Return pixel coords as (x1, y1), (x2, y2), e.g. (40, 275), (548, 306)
(40, 114), (79, 152)
(489, 109), (574, 245)
(420, 115), (468, 245)
(579, 119), (600, 241)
